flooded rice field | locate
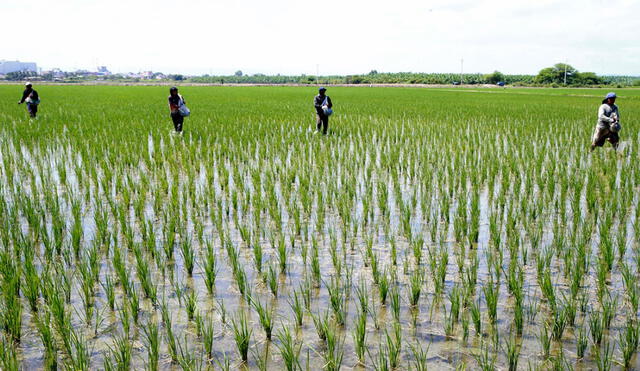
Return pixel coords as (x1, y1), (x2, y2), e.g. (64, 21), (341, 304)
(0, 85), (639, 370)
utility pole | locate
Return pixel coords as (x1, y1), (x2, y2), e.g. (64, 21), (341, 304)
(564, 60), (567, 85)
(316, 64), (320, 87)
(460, 58), (464, 85)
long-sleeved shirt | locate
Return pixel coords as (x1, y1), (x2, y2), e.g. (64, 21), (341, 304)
(19, 88), (39, 104)
(597, 103), (619, 128)
(168, 94), (185, 113)
(314, 94), (332, 115)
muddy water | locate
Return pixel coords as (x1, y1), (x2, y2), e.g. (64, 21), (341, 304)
(4, 142), (639, 371)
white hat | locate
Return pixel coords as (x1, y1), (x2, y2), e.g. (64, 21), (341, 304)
(25, 82), (32, 86)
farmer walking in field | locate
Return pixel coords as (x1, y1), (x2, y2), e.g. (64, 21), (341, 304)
(591, 92), (621, 151)
(18, 82), (40, 118)
(168, 87), (189, 133)
(314, 87), (333, 135)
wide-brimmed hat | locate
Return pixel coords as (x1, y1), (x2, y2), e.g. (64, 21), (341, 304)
(24, 82), (32, 86)
(318, 87), (327, 92)
(605, 92), (616, 99)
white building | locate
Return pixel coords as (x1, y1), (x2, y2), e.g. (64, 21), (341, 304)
(0, 60), (38, 74)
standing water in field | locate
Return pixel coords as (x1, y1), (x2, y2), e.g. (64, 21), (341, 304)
(0, 85), (639, 370)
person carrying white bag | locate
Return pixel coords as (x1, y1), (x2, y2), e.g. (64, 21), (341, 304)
(168, 86), (189, 133)
(313, 87), (333, 135)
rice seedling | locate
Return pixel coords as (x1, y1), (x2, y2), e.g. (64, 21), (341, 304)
(618, 319), (639, 369)
(299, 277), (312, 311)
(35, 311), (58, 369)
(539, 267), (557, 311)
(352, 309), (367, 364)
(325, 275), (346, 326)
(473, 340), (497, 371)
(601, 294), (617, 329)
(277, 234), (288, 273)
(0, 335), (19, 371)
(324, 322), (345, 371)
(483, 279), (499, 324)
(470, 298), (482, 336)
(409, 341), (430, 371)
(355, 278), (370, 314)
(503, 332), (521, 371)
(185, 289), (198, 322)
(200, 313), (215, 360)
(409, 267), (423, 307)
(251, 347), (269, 371)
(231, 311), (252, 362)
(461, 310), (470, 341)
(576, 324), (588, 358)
(142, 318), (160, 371)
(275, 324), (302, 371)
(385, 322), (402, 369)
(589, 311), (605, 346)
(390, 285), (401, 321)
(252, 240), (263, 274)
(22, 248), (40, 313)
(594, 340), (613, 371)
(551, 306), (567, 341)
(549, 345), (573, 371)
(289, 290), (304, 327)
(106, 333), (132, 370)
(266, 262), (279, 297)
(369, 299), (381, 331)
(444, 305), (457, 338)
(66, 329), (90, 370)
(378, 268), (389, 305)
(538, 323), (552, 359)
(179, 237), (195, 276)
(250, 295), (274, 340)
(311, 310), (330, 341)
(161, 300), (179, 363)
(369, 343), (390, 371)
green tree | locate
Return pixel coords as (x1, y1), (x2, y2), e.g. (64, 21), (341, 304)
(484, 71), (505, 84)
(235, 70), (243, 77)
(4, 71), (38, 81)
(574, 72), (603, 85)
(535, 63), (577, 84)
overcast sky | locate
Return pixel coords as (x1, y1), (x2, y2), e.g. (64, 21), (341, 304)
(2, 0), (638, 75)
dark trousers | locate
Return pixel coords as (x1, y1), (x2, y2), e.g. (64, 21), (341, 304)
(316, 113), (329, 134)
(27, 103), (38, 118)
(171, 112), (184, 132)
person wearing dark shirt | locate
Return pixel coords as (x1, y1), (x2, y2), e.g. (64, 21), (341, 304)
(18, 82), (40, 118)
(168, 87), (185, 133)
(314, 87), (333, 135)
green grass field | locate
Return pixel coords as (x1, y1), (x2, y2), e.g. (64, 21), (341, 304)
(0, 85), (638, 369)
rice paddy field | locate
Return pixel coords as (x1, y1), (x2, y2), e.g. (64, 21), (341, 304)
(1, 85), (640, 370)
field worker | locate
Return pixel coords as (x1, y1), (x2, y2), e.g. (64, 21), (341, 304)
(18, 82), (40, 118)
(168, 87), (187, 133)
(314, 87), (333, 135)
(591, 92), (621, 151)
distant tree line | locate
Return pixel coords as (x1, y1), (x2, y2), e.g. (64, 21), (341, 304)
(3, 71), (39, 81)
(4, 63), (639, 86)
(190, 65), (639, 87)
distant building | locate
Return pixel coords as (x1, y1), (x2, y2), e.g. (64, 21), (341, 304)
(97, 66), (111, 75)
(0, 60), (38, 74)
